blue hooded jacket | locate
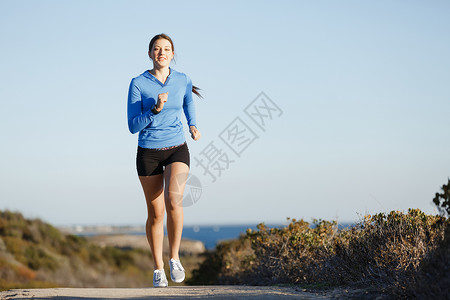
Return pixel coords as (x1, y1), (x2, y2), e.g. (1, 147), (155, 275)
(127, 67), (197, 149)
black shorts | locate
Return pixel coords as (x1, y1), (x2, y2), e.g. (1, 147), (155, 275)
(136, 142), (190, 176)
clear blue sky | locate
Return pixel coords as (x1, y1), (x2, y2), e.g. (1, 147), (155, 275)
(1, 0), (449, 226)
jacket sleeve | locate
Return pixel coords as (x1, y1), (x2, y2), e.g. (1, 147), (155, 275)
(183, 75), (197, 128)
(127, 78), (156, 134)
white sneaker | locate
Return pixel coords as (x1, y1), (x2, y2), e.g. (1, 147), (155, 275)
(153, 269), (168, 287)
(169, 258), (185, 283)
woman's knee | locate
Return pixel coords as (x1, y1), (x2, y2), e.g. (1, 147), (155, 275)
(147, 211), (165, 224)
(147, 202), (165, 223)
(164, 191), (184, 209)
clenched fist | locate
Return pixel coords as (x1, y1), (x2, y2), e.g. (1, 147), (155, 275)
(155, 92), (168, 112)
(189, 126), (201, 141)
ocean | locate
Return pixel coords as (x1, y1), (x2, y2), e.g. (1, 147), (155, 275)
(68, 222), (354, 250)
(180, 223), (354, 249)
(68, 224), (281, 250)
(177, 224), (278, 249)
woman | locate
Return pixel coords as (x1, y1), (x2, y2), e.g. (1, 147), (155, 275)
(127, 33), (201, 287)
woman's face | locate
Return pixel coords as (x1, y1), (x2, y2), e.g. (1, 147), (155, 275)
(149, 38), (174, 67)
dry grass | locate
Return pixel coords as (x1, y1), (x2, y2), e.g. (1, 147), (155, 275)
(188, 209), (448, 298)
(0, 210), (204, 290)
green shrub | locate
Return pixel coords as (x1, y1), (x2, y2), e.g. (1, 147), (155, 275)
(186, 238), (250, 285)
(24, 246), (58, 271)
(189, 209), (447, 296)
(0, 210), (157, 289)
(102, 246), (135, 270)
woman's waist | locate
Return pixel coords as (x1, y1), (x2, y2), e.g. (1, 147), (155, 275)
(138, 131), (186, 149)
(138, 141), (186, 151)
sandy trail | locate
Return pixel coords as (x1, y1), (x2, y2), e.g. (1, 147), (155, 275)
(0, 286), (336, 299)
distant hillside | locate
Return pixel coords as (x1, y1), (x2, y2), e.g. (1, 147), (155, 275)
(0, 210), (203, 290)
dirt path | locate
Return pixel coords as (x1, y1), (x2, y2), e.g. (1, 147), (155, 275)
(0, 286), (341, 299)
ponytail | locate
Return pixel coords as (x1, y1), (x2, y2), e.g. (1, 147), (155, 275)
(192, 85), (203, 99)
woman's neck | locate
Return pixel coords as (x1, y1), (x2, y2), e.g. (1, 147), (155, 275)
(149, 66), (170, 84)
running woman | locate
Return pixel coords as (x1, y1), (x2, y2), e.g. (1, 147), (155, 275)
(127, 33), (201, 287)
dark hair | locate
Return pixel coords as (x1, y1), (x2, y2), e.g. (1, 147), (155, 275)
(149, 33), (203, 99)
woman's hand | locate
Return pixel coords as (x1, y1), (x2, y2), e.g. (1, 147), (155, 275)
(155, 92), (168, 112)
(189, 126), (201, 141)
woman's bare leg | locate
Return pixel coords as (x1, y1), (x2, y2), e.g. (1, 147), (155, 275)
(164, 162), (189, 260)
(139, 174), (165, 270)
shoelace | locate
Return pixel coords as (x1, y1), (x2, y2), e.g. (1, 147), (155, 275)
(171, 259), (184, 271)
(154, 270), (162, 281)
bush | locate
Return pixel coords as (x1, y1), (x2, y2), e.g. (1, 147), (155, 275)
(331, 209), (446, 287)
(433, 178), (450, 217)
(189, 209), (448, 297)
(102, 247), (135, 270)
(398, 225), (450, 298)
(24, 246), (58, 271)
(0, 210), (158, 289)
